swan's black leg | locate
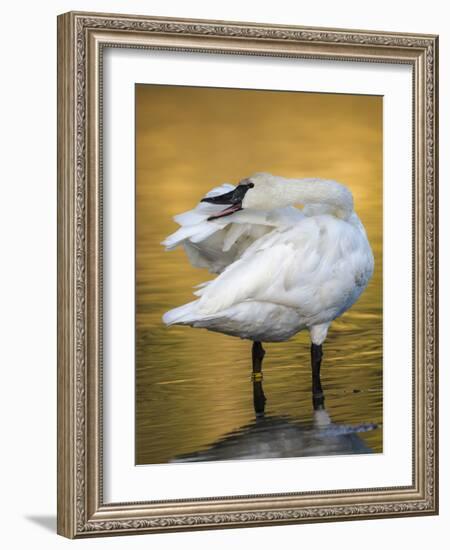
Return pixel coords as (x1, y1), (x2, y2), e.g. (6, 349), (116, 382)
(311, 343), (325, 410)
(252, 341), (266, 416)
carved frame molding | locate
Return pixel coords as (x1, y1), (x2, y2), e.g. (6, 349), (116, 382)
(57, 11), (438, 538)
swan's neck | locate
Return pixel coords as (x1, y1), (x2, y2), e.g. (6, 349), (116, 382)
(277, 178), (354, 220)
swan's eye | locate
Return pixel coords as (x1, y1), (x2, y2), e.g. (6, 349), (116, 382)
(248, 182), (255, 189)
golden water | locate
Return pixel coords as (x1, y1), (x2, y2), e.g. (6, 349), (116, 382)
(135, 84), (382, 465)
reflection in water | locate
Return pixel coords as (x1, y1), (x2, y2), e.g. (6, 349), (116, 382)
(171, 378), (379, 462)
(135, 83), (383, 465)
(172, 412), (378, 463)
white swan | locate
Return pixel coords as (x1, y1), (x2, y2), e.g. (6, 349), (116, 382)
(162, 172), (374, 409)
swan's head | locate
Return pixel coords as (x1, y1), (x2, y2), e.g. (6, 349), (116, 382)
(201, 172), (354, 220)
(200, 173), (283, 219)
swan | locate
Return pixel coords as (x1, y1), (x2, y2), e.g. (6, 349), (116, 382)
(162, 172), (374, 409)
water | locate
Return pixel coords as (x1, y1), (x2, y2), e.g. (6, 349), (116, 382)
(171, 413), (378, 463)
(135, 84), (383, 465)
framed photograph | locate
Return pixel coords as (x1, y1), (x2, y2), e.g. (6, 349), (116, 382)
(57, 11), (439, 538)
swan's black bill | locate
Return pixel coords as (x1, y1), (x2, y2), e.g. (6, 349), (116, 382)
(201, 183), (254, 221)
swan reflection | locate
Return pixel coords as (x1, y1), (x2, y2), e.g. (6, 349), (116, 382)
(171, 380), (379, 463)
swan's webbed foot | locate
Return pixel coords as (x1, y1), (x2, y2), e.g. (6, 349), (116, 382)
(252, 341), (266, 416)
(311, 343), (325, 410)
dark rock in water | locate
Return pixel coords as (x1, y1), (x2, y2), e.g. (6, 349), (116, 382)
(170, 410), (379, 463)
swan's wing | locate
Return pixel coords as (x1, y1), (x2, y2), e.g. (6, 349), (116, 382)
(162, 183), (235, 249)
(194, 216), (374, 321)
(161, 183), (304, 274)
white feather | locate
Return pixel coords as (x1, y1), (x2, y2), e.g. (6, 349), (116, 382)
(161, 183), (304, 274)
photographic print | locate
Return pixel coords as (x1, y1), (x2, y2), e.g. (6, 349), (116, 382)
(135, 84), (383, 465)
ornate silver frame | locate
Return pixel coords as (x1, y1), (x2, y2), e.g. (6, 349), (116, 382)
(57, 11), (439, 538)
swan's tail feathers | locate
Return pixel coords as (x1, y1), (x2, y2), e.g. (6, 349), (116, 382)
(162, 300), (202, 327)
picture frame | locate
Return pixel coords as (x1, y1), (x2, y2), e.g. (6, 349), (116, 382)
(57, 11), (439, 538)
